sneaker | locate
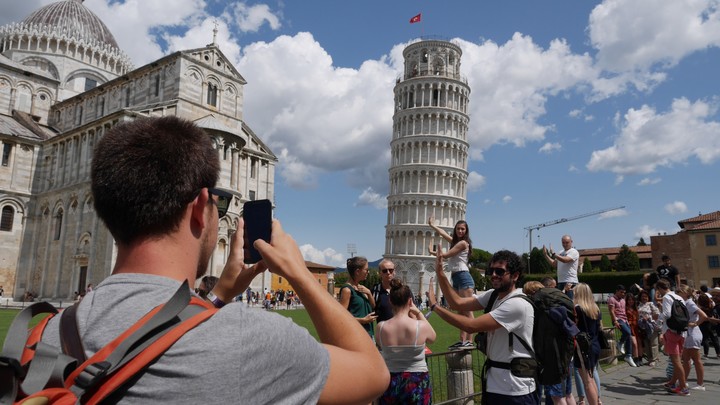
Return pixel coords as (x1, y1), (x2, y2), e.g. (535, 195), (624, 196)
(448, 341), (463, 350)
(616, 341), (626, 355)
(648, 361), (656, 367)
(671, 386), (690, 396)
(625, 356), (637, 367)
(461, 341), (475, 348)
(691, 384), (705, 391)
(663, 381), (676, 390)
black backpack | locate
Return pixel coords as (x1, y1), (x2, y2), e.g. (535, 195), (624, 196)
(666, 297), (689, 333)
(479, 287), (576, 386)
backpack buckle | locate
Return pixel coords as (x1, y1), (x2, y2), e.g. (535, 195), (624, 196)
(0, 356), (24, 379)
(74, 361), (111, 389)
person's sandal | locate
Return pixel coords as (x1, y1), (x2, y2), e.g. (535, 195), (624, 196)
(577, 398), (585, 405)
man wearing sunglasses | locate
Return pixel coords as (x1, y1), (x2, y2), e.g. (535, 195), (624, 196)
(35, 117), (389, 404)
(427, 249), (538, 405)
(372, 259), (396, 323)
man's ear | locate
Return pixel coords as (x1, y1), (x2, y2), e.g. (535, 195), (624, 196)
(190, 188), (210, 233)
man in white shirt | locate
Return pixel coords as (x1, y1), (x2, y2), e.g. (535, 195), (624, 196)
(427, 249), (538, 404)
(543, 235), (579, 299)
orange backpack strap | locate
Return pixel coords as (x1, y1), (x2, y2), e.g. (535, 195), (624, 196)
(62, 281), (216, 403)
(0, 301), (58, 403)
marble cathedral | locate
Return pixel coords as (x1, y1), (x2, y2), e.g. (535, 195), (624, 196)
(0, 0), (276, 300)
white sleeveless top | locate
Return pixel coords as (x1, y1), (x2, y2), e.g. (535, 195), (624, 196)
(448, 247), (469, 273)
(378, 320), (428, 373)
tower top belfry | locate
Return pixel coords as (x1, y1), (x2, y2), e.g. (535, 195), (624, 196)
(384, 38), (471, 295)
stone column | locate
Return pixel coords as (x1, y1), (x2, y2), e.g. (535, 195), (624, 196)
(445, 351), (474, 404)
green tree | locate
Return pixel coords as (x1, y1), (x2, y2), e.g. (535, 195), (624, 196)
(528, 247), (552, 274)
(637, 237), (647, 246)
(361, 267), (380, 288)
(583, 257), (594, 273)
(615, 244), (640, 272)
(469, 248), (492, 269)
(334, 272), (348, 285)
(599, 254), (612, 272)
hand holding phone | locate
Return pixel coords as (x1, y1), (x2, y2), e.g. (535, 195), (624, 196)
(243, 199), (272, 264)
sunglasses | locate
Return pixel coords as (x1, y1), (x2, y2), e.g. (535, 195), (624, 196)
(208, 188), (233, 218)
(485, 267), (509, 277)
(381, 268), (395, 274)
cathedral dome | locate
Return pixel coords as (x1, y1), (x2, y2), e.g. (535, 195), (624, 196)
(22, 0), (119, 49)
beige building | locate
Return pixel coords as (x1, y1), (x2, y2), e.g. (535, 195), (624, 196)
(650, 211), (720, 288)
(0, 0), (276, 300)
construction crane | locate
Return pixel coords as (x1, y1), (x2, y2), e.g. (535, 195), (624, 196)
(524, 206), (626, 271)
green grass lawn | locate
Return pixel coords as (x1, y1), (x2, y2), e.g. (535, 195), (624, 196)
(1, 303), (614, 351)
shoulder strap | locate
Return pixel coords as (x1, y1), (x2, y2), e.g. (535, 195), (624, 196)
(377, 322), (384, 346)
(414, 320), (421, 346)
(483, 289), (500, 313)
(60, 303), (87, 364)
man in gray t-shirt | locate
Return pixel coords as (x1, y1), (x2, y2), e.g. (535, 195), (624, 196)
(39, 117), (389, 404)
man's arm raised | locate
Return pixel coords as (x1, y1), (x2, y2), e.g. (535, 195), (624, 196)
(428, 277), (499, 333)
(255, 220), (389, 405)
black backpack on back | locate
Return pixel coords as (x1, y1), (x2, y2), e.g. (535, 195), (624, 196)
(666, 297), (689, 333)
(479, 287), (576, 386)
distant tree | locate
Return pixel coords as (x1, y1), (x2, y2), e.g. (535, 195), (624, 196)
(528, 247), (552, 274)
(637, 238), (647, 246)
(361, 268), (380, 288)
(469, 248), (492, 270)
(583, 257), (594, 273)
(469, 268), (489, 291)
(334, 272), (348, 285)
(615, 244), (640, 272)
(599, 254), (612, 272)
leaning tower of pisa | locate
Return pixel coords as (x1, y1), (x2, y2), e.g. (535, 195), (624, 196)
(384, 39), (471, 296)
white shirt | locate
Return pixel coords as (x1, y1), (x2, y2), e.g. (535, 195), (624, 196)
(557, 248), (579, 283)
(660, 291), (687, 337)
(475, 289), (536, 396)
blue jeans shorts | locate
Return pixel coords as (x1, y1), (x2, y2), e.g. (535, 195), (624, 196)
(544, 373), (572, 398)
(451, 271), (474, 291)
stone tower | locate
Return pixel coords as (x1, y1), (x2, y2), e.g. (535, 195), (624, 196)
(384, 39), (471, 296)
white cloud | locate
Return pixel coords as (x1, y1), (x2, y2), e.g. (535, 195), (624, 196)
(569, 109), (582, 118)
(614, 175), (624, 185)
(587, 98), (720, 175)
(356, 187), (387, 209)
(467, 171), (486, 192)
(483, 199), (491, 204)
(589, 0), (720, 74)
(637, 177), (661, 186)
(539, 142), (562, 154)
(665, 201), (688, 215)
(230, 3), (281, 32)
(502, 195), (512, 203)
(299, 244), (345, 267)
(584, 115), (595, 122)
(569, 164), (579, 172)
(598, 208), (628, 219)
(635, 224), (666, 241)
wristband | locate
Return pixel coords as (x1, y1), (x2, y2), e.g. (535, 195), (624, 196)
(430, 303), (437, 311)
(207, 291), (226, 308)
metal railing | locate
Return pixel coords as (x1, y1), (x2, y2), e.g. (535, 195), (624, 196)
(426, 349), (483, 404)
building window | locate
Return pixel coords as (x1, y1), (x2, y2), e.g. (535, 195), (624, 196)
(207, 83), (218, 107)
(84, 78), (97, 91)
(710, 256), (720, 269)
(278, 277), (283, 284)
(125, 87), (132, 107)
(0, 206), (14, 231)
(248, 190), (256, 201)
(154, 75), (160, 97)
(54, 210), (63, 240)
(706, 234), (717, 246)
(2, 143), (13, 166)
(250, 158), (257, 179)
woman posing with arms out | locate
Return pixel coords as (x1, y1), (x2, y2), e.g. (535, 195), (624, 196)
(340, 256), (378, 340)
(377, 278), (437, 405)
(428, 216), (474, 349)
(573, 283), (601, 405)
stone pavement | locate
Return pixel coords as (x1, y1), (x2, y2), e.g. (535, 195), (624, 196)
(597, 354), (720, 403)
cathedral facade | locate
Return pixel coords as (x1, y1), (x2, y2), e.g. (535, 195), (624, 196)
(0, 0), (276, 300)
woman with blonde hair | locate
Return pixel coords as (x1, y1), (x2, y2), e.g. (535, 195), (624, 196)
(676, 284), (709, 390)
(573, 283), (601, 405)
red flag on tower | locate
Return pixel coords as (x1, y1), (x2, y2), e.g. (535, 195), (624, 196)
(410, 13), (422, 24)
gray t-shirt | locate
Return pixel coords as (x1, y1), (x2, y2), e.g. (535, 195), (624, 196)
(41, 274), (329, 404)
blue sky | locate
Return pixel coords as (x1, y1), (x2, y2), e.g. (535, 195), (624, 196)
(5, 0), (720, 267)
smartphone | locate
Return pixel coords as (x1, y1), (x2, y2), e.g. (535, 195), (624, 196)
(243, 199), (272, 264)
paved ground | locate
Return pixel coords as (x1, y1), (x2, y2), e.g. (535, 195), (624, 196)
(598, 354), (720, 403)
